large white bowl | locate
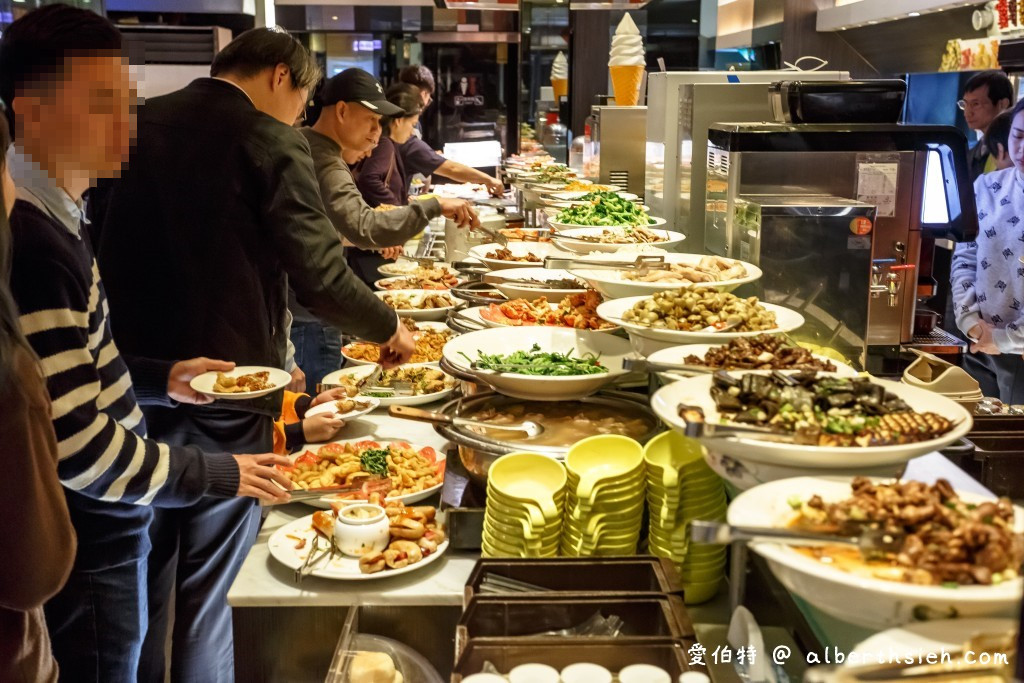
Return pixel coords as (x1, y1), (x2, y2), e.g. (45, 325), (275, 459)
(645, 343), (858, 378)
(374, 289), (462, 321)
(376, 261), (459, 277)
(374, 275), (463, 291)
(468, 242), (570, 270)
(572, 253), (762, 298)
(485, 267), (588, 300)
(596, 296), (804, 354)
(441, 326), (637, 401)
(464, 300), (619, 334)
(551, 224), (682, 254)
(727, 476), (1024, 628)
(651, 374), (973, 469)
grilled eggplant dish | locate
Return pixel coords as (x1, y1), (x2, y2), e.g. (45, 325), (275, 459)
(710, 371), (956, 447)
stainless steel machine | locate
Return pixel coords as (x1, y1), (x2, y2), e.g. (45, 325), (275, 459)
(587, 105), (647, 197)
(705, 122), (978, 371)
(644, 70), (849, 253)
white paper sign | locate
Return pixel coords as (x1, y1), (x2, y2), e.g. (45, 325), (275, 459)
(857, 162), (898, 218)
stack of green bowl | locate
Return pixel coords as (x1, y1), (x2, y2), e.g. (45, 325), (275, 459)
(561, 435), (646, 557)
(643, 431), (728, 604)
(482, 452), (567, 558)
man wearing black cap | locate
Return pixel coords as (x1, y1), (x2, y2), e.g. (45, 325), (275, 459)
(90, 28), (414, 681)
(293, 67), (479, 388)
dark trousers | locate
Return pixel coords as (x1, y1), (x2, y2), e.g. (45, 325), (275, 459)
(290, 320), (343, 393)
(138, 407), (270, 683)
(963, 351), (1024, 404)
(44, 558), (147, 682)
(346, 248), (389, 289)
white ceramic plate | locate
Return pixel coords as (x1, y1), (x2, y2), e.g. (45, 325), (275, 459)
(533, 183), (621, 197)
(294, 438), (447, 509)
(341, 322), (453, 367)
(596, 297), (805, 354)
(548, 190), (639, 203)
(321, 364), (456, 407)
(374, 275), (464, 291)
(304, 396), (380, 421)
(467, 242), (570, 270)
(652, 374), (973, 468)
(844, 618), (1016, 666)
(645, 343), (858, 378)
(572, 253), (762, 298)
(463, 301), (619, 333)
(189, 366), (291, 400)
(268, 514), (448, 580)
(485, 267), (588, 301)
(377, 261), (459, 277)
(727, 476), (1023, 628)
(442, 326), (636, 401)
(550, 224), (682, 255)
(374, 289), (462, 321)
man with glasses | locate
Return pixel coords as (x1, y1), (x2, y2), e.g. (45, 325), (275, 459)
(958, 70), (1013, 181)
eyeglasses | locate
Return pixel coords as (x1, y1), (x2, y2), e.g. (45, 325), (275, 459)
(958, 98), (991, 111)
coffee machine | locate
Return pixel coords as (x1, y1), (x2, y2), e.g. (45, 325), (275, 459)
(705, 113), (978, 371)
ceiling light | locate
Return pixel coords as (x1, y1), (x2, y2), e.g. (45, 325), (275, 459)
(908, 11), (920, 15)
(868, 19), (877, 23)
(331, 15), (338, 20)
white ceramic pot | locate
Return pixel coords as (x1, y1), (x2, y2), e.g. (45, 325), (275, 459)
(333, 504), (390, 557)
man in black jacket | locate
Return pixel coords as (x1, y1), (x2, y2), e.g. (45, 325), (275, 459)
(92, 27), (413, 682)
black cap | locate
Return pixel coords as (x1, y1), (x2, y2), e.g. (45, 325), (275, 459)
(320, 68), (406, 116)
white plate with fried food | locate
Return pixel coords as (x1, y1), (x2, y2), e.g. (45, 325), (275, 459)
(304, 396), (380, 421)
(284, 439), (446, 507)
(321, 364), (457, 407)
(375, 289), (461, 321)
(189, 366), (291, 400)
(342, 322), (454, 366)
(572, 253), (761, 297)
(268, 505), (448, 580)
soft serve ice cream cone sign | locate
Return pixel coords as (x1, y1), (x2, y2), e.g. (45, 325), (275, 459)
(551, 51), (569, 102)
(609, 13), (645, 106)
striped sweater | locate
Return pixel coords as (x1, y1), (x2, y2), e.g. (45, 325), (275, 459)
(9, 200), (238, 570)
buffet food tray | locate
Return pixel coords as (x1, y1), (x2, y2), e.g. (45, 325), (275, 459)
(464, 557), (684, 603)
(454, 596), (693, 661)
(452, 640), (698, 682)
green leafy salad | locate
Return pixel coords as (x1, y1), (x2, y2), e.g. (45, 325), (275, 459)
(555, 191), (654, 228)
(462, 343), (608, 376)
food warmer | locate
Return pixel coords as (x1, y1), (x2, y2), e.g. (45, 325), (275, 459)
(644, 70), (849, 253)
(587, 105), (647, 197)
(705, 118), (978, 372)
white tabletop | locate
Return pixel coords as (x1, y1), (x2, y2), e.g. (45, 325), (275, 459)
(227, 408), (478, 608)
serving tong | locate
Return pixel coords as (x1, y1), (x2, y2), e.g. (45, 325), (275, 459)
(294, 531), (340, 583)
(690, 520), (906, 557)
(542, 254), (665, 273)
(675, 401), (799, 444)
(389, 405), (545, 438)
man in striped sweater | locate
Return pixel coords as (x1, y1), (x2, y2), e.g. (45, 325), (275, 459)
(0, 6), (294, 681)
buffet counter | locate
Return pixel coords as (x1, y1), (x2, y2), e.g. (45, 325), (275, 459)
(227, 401), (998, 683)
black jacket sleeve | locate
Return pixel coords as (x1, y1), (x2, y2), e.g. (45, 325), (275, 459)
(259, 131), (399, 344)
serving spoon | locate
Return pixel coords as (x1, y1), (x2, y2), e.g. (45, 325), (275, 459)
(388, 405), (544, 438)
(690, 520), (906, 556)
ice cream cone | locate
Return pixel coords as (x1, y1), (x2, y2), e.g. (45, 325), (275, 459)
(551, 78), (569, 102)
(610, 64), (644, 106)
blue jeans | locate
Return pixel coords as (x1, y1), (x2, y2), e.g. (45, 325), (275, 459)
(138, 407), (269, 683)
(44, 558), (147, 682)
(291, 320), (343, 393)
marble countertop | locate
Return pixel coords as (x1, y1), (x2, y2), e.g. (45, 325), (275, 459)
(227, 408), (477, 608)
(228, 403), (991, 611)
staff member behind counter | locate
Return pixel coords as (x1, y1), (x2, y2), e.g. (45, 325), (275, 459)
(397, 64), (505, 198)
(292, 68), (479, 385)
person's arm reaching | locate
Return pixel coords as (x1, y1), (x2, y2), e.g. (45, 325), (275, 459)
(434, 159), (504, 197)
(11, 255), (292, 505)
(259, 132), (413, 358)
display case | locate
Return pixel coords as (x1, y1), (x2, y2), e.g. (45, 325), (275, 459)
(705, 123), (978, 370)
(644, 70), (849, 252)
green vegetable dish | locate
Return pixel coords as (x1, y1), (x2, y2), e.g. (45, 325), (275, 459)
(555, 191), (654, 228)
(359, 448), (390, 477)
(462, 343), (608, 376)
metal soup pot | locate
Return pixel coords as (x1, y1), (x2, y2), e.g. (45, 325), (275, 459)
(392, 391), (663, 485)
